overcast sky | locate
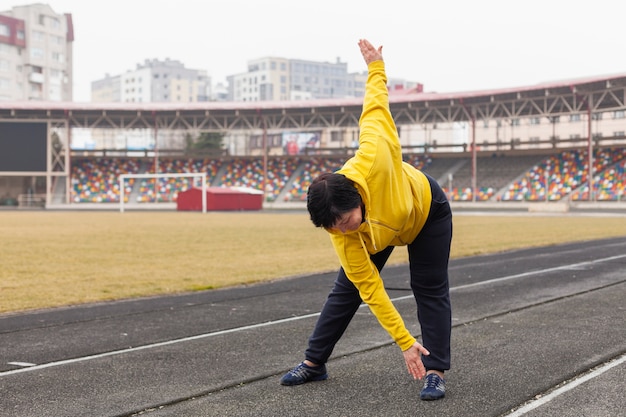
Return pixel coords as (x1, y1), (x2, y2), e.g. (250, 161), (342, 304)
(2, 0), (625, 102)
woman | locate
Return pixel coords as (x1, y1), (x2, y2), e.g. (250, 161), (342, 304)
(280, 39), (452, 401)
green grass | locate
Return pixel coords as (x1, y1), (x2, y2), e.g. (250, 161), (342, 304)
(1, 211), (625, 314)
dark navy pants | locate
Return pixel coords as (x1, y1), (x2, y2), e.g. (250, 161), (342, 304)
(304, 174), (452, 372)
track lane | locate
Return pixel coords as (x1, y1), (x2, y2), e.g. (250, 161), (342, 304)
(1, 237), (624, 416)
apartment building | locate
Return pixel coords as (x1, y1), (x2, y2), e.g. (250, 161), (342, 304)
(0, 3), (73, 101)
(86, 59), (213, 150)
(227, 56), (378, 101)
(91, 58), (211, 103)
(227, 56), (290, 101)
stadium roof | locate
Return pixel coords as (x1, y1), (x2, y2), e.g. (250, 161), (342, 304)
(1, 72), (625, 131)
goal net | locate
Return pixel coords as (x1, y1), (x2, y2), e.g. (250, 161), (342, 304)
(119, 172), (208, 213)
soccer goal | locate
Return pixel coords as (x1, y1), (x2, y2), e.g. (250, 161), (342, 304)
(119, 172), (207, 213)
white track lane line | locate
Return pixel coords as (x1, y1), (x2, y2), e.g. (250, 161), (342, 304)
(503, 353), (626, 416)
(393, 253), (626, 301)
(1, 254), (625, 377)
(1, 312), (320, 377)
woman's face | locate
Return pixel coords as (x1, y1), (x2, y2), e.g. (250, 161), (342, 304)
(330, 206), (362, 234)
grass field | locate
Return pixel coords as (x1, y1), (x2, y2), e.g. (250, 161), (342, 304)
(1, 210), (625, 314)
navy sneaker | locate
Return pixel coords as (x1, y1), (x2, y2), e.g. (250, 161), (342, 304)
(279, 362), (328, 386)
(420, 373), (446, 400)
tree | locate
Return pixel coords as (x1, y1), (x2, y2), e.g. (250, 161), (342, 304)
(185, 131), (225, 156)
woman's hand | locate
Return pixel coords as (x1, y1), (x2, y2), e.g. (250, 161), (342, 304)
(358, 39), (383, 65)
(402, 342), (430, 380)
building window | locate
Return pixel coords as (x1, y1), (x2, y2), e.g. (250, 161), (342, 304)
(569, 114), (581, 122)
(51, 52), (64, 63)
(614, 131), (625, 137)
(30, 48), (45, 59)
(0, 24), (9, 36)
(530, 117), (541, 125)
(614, 110), (625, 119)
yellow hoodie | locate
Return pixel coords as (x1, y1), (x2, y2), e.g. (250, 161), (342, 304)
(328, 60), (432, 351)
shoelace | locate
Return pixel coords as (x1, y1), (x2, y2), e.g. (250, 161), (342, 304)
(290, 364), (312, 379)
(424, 375), (444, 390)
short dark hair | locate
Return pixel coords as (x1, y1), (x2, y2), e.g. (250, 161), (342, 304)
(307, 172), (361, 228)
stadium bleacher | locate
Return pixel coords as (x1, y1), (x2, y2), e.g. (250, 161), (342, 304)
(501, 147), (626, 201)
(66, 147), (626, 205)
(284, 157), (344, 202)
(71, 158), (140, 203)
(216, 157), (299, 202)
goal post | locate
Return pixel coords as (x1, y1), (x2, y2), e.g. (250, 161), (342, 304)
(119, 172), (207, 213)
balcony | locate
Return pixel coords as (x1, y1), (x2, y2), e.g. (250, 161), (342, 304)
(29, 72), (44, 83)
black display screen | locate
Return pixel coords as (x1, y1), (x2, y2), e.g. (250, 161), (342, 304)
(0, 122), (47, 172)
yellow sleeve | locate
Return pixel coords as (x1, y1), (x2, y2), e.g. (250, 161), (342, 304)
(331, 233), (417, 351)
(358, 60), (400, 151)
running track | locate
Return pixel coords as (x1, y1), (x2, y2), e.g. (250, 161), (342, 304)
(1, 236), (625, 416)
